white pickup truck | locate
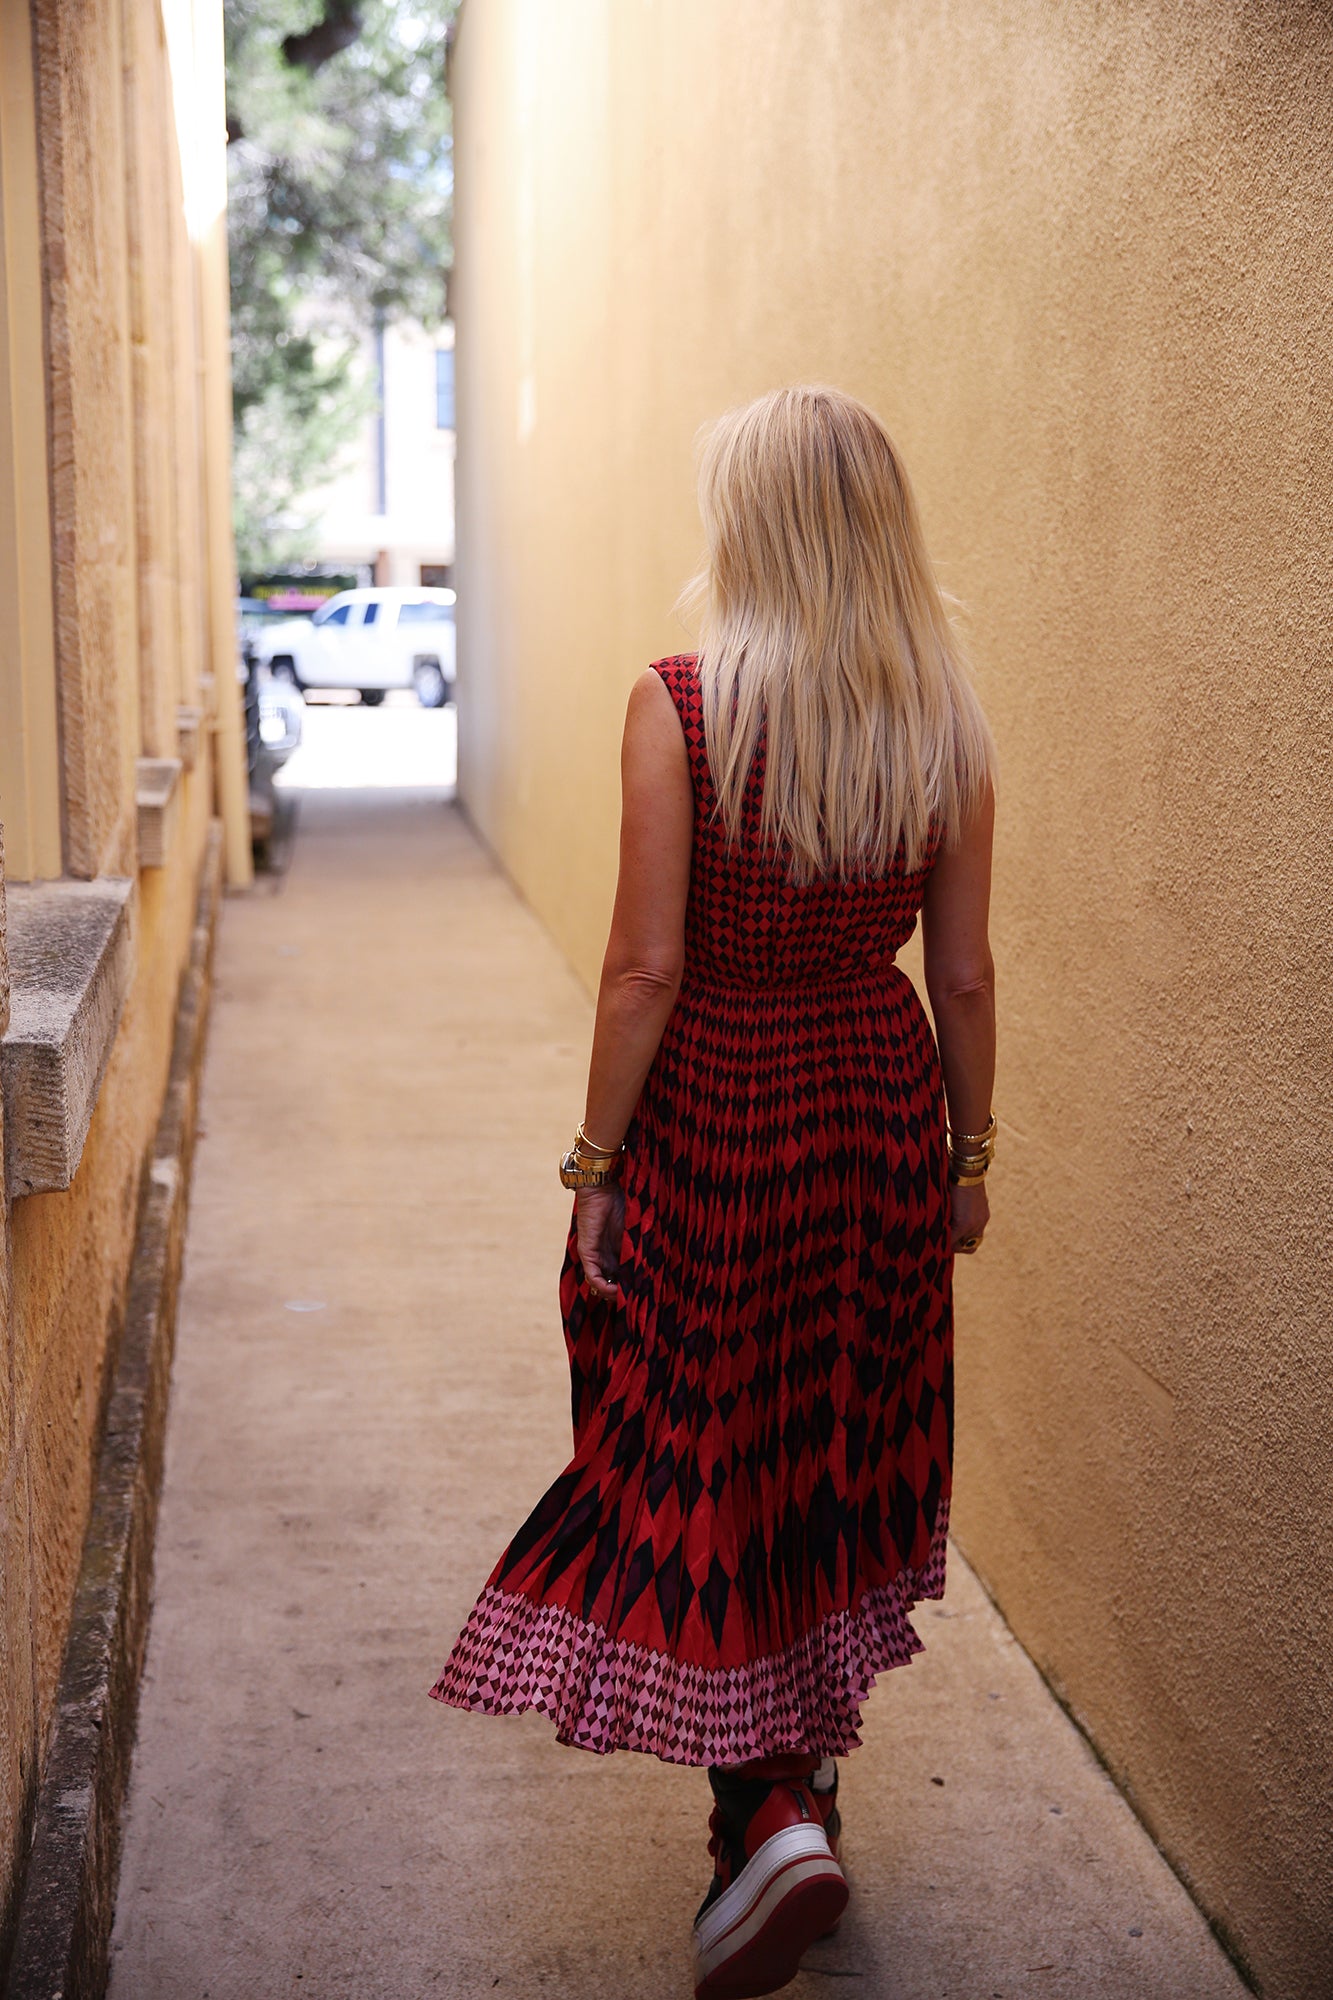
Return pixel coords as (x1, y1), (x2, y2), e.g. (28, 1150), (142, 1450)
(251, 586), (456, 708)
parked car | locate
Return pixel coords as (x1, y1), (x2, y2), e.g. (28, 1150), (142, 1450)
(248, 586), (456, 707)
(257, 669), (304, 764)
(239, 638), (303, 867)
(238, 635), (303, 777)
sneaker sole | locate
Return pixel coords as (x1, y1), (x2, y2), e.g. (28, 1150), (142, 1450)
(692, 1825), (849, 1999)
(813, 1813), (843, 1935)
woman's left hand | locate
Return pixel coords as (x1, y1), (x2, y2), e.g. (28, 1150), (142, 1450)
(949, 1176), (989, 1254)
(577, 1183), (626, 1301)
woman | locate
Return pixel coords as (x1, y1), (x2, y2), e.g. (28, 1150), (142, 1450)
(429, 385), (997, 2000)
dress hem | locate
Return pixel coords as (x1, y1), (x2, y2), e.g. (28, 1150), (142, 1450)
(427, 1497), (950, 1768)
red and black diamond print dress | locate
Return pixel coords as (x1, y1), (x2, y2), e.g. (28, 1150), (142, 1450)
(428, 654), (954, 1767)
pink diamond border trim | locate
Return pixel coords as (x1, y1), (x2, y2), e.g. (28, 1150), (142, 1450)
(427, 1496), (949, 1766)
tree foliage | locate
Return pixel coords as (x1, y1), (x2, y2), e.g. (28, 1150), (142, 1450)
(225, 1), (455, 578)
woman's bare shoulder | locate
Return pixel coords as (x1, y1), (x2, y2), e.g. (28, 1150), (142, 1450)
(626, 663), (687, 733)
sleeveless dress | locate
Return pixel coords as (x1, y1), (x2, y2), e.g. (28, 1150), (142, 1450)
(427, 655), (954, 1767)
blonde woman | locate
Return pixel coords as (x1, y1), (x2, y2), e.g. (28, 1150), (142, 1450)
(430, 386), (997, 1999)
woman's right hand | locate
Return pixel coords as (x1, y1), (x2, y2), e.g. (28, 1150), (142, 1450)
(949, 1178), (990, 1255)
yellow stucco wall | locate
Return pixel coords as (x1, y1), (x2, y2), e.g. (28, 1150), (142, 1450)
(450, 5), (1333, 1994)
(0, 0), (240, 1958)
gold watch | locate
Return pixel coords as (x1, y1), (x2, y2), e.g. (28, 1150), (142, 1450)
(559, 1147), (624, 1189)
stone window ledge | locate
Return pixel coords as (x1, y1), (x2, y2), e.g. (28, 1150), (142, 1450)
(1, 875), (136, 1197)
(136, 757), (182, 870)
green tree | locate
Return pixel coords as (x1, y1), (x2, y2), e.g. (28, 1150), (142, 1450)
(225, 0), (455, 581)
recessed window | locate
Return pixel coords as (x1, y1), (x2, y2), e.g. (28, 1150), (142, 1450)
(435, 348), (455, 430)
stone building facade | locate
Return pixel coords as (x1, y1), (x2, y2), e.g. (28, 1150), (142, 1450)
(0, 0), (248, 1978)
(447, 5), (1333, 1997)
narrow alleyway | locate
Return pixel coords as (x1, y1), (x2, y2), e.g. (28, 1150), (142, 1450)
(107, 790), (1248, 2000)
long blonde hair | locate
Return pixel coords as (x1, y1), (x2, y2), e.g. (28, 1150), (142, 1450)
(680, 385), (995, 882)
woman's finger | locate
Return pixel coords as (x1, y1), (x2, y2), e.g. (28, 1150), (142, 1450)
(584, 1262), (619, 1300)
(577, 1225), (619, 1299)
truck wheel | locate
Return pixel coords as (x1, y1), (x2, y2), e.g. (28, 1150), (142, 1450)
(360, 688), (386, 707)
(271, 656), (304, 692)
(413, 659), (448, 709)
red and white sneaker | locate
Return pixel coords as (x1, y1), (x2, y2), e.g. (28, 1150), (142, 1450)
(692, 1765), (849, 1999)
(809, 1759), (844, 1936)
(810, 1758), (841, 1856)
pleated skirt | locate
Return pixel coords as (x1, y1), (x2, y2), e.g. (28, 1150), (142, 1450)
(428, 964), (954, 1766)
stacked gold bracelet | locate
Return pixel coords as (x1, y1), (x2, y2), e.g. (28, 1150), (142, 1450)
(558, 1120), (626, 1190)
(948, 1112), (997, 1186)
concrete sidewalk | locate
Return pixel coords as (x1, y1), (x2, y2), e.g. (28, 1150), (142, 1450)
(107, 790), (1249, 2000)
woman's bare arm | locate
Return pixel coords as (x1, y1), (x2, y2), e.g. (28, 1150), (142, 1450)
(921, 781), (996, 1250)
(576, 668), (693, 1296)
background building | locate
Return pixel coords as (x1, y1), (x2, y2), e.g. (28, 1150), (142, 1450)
(0, 0), (246, 1979)
(447, 5), (1333, 1997)
(307, 318), (456, 590)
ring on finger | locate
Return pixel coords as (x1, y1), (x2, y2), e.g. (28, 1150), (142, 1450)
(957, 1234), (983, 1253)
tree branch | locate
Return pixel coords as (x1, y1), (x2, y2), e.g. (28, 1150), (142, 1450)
(281, 1), (364, 75)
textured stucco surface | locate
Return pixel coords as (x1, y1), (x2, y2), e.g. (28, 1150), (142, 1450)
(0, 770), (214, 1968)
(0, 0), (230, 1974)
(4, 821), (222, 2000)
(450, 5), (1333, 1994)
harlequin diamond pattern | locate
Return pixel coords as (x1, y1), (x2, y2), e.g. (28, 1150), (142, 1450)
(429, 655), (955, 1766)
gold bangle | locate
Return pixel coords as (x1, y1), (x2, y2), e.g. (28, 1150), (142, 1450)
(575, 1119), (623, 1159)
(949, 1167), (989, 1186)
(949, 1126), (996, 1162)
(948, 1114), (996, 1146)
